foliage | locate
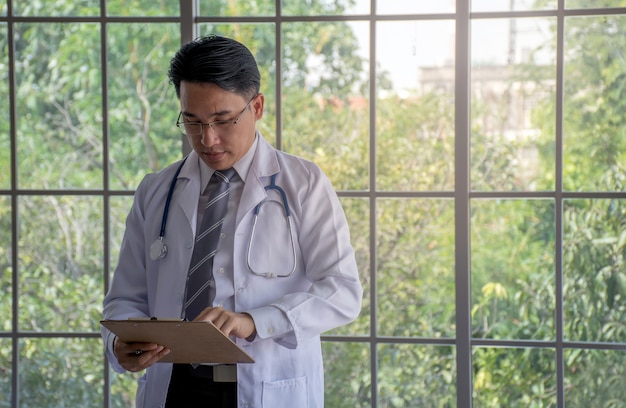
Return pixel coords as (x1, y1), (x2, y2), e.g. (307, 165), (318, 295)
(563, 194), (626, 343)
(564, 349), (626, 407)
(529, 9), (626, 191)
(470, 3), (626, 407)
(473, 347), (556, 407)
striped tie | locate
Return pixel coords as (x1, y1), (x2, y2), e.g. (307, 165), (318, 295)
(184, 168), (236, 321)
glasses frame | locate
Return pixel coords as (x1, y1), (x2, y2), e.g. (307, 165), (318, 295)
(176, 94), (258, 136)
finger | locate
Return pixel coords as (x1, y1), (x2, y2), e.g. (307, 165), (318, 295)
(125, 342), (159, 356)
(194, 307), (218, 322)
(218, 319), (234, 337)
(201, 306), (225, 322)
(138, 346), (170, 369)
(211, 313), (233, 332)
(149, 347), (171, 365)
(130, 342), (159, 350)
(123, 346), (168, 372)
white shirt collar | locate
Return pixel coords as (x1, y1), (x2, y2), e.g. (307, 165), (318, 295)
(198, 132), (259, 192)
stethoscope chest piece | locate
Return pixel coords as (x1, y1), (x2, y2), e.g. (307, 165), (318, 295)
(150, 238), (167, 261)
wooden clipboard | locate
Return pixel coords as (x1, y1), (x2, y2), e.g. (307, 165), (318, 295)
(100, 319), (255, 364)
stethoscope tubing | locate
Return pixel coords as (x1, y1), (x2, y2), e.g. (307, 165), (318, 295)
(246, 174), (297, 278)
(159, 156), (188, 239)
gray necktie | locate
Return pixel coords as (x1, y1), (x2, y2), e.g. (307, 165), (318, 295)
(184, 168), (236, 321)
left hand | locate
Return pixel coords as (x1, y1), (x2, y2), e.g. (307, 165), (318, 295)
(195, 307), (256, 340)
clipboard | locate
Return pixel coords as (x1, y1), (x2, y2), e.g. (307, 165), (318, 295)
(100, 319), (255, 364)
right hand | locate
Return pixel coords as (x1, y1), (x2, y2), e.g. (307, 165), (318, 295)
(113, 337), (171, 372)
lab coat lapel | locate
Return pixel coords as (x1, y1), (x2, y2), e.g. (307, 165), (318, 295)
(236, 135), (280, 226)
(175, 152), (203, 235)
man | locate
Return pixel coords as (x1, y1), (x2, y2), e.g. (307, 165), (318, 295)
(101, 35), (362, 407)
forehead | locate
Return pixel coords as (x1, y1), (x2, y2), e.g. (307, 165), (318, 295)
(179, 81), (245, 111)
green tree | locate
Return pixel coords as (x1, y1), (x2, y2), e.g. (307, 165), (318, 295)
(471, 1), (626, 406)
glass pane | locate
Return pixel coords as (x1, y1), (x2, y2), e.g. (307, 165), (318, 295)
(376, 20), (455, 191)
(106, 0), (178, 16)
(472, 0), (556, 11)
(0, 196), (11, 332)
(196, 24), (278, 147)
(566, 0), (626, 8)
(378, 0), (454, 14)
(13, 0), (99, 16)
(282, 0), (369, 15)
(0, 1), (5, 15)
(198, 0), (275, 16)
(18, 196), (103, 332)
(563, 15), (626, 191)
(0, 24), (8, 189)
(471, 18), (556, 192)
(377, 198), (455, 338)
(378, 344), (456, 406)
(323, 341), (370, 407)
(110, 370), (143, 408)
(471, 199), (555, 341)
(563, 199), (626, 343)
(473, 347), (556, 406)
(19, 338), (103, 406)
(282, 21), (369, 191)
(107, 23), (180, 190)
(0, 338), (10, 406)
(14, 23), (102, 190)
(109, 195), (133, 280)
(564, 349), (626, 406)
(328, 198), (369, 336)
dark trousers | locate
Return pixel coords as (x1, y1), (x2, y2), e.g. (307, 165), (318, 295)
(165, 364), (237, 408)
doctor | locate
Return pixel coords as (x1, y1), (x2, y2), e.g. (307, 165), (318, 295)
(101, 35), (362, 408)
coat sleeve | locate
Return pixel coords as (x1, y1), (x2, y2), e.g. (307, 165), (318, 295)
(100, 174), (155, 373)
(246, 162), (363, 349)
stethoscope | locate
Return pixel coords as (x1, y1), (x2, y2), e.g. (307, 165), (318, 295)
(149, 158), (297, 278)
(149, 157), (188, 262)
(246, 173), (297, 278)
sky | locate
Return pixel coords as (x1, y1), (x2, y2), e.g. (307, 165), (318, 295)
(344, 1), (552, 92)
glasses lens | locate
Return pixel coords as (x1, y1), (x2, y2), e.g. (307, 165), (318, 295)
(211, 120), (235, 131)
(182, 123), (202, 135)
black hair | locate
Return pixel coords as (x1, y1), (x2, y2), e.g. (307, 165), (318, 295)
(167, 35), (261, 99)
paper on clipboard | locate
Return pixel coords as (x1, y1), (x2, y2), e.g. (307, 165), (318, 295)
(100, 319), (255, 364)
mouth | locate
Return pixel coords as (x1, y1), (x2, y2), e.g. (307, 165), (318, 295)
(203, 151), (226, 161)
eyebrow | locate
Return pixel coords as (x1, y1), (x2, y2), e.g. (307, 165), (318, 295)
(181, 109), (234, 120)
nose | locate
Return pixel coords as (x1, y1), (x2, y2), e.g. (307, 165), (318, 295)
(200, 124), (219, 147)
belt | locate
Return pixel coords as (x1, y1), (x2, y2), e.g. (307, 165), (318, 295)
(187, 364), (238, 383)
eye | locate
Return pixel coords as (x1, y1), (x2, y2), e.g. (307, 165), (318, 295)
(212, 120), (233, 129)
(183, 123), (202, 133)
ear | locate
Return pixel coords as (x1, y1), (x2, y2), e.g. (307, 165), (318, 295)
(251, 93), (265, 120)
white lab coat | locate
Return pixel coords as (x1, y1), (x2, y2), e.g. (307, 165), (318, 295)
(102, 133), (363, 408)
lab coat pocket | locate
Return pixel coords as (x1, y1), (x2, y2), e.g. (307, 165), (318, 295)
(262, 376), (308, 408)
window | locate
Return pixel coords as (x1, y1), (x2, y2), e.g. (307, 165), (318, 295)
(2, 1), (626, 406)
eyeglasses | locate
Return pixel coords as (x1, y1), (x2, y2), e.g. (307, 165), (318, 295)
(176, 95), (257, 136)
